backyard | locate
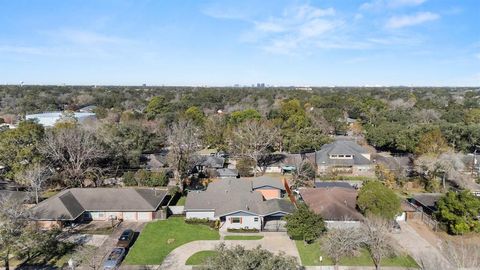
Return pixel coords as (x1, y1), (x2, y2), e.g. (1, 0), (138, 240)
(124, 217), (220, 265)
(295, 240), (418, 268)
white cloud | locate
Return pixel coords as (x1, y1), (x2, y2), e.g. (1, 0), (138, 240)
(386, 12), (439, 28)
(48, 29), (130, 46)
(361, 0), (426, 10)
(248, 4), (341, 53)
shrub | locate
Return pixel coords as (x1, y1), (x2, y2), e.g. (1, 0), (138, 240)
(122, 171), (137, 186)
(185, 218), (217, 229)
(227, 228), (259, 233)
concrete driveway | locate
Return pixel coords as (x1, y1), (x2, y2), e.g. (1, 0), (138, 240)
(159, 232), (300, 270)
(391, 221), (451, 269)
(86, 222), (147, 269)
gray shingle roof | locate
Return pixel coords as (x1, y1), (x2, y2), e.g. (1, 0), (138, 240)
(412, 193), (443, 210)
(196, 156), (225, 168)
(316, 140), (372, 166)
(33, 188), (167, 221)
(185, 178), (294, 217)
(216, 168), (239, 178)
(258, 199), (296, 215)
(252, 176), (285, 190)
(315, 181), (354, 189)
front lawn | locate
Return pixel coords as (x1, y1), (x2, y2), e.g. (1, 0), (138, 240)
(124, 217), (220, 265)
(295, 241), (418, 268)
(224, 235), (264, 240)
(185, 250), (218, 265)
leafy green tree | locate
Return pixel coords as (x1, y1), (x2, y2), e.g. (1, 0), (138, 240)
(0, 121), (44, 180)
(284, 203), (326, 244)
(184, 106), (205, 126)
(415, 128), (449, 155)
(284, 127), (331, 153)
(357, 181), (401, 220)
(145, 96), (167, 120)
(201, 243), (300, 270)
(143, 171), (169, 187)
(122, 171), (137, 186)
(229, 109), (261, 125)
(435, 191), (480, 235)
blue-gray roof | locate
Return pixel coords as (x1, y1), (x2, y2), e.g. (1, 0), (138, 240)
(316, 140), (372, 166)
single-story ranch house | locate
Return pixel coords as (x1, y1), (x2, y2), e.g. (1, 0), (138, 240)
(299, 186), (364, 229)
(33, 188), (168, 229)
(184, 178), (295, 231)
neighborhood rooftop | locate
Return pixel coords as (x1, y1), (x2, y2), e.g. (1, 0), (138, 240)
(299, 187), (364, 221)
(185, 178), (292, 218)
(33, 188), (168, 221)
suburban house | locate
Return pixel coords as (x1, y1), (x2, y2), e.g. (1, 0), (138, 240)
(33, 188), (168, 229)
(184, 178), (295, 231)
(315, 139), (374, 177)
(261, 153), (316, 174)
(215, 168), (239, 178)
(409, 193), (443, 216)
(299, 187), (364, 229)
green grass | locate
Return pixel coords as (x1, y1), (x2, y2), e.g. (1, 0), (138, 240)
(185, 250), (218, 265)
(295, 241), (418, 268)
(175, 196), (186, 206)
(224, 235), (264, 240)
(124, 217), (220, 265)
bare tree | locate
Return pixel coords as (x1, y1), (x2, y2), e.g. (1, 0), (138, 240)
(414, 150), (469, 191)
(291, 159), (316, 189)
(16, 163), (51, 204)
(228, 120), (279, 176)
(361, 216), (394, 270)
(0, 194), (31, 270)
(167, 120), (203, 185)
(40, 127), (105, 187)
(442, 240), (480, 269)
(322, 227), (362, 270)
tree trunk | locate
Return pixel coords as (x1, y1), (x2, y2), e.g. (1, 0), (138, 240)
(35, 188), (39, 204)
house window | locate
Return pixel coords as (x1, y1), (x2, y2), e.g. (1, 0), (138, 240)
(231, 217), (241, 224)
(345, 155), (352, 158)
(254, 217), (259, 222)
(339, 155), (344, 157)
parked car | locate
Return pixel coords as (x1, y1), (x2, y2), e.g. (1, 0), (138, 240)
(116, 229), (135, 248)
(103, 247), (126, 270)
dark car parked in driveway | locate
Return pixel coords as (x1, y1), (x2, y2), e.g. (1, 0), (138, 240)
(103, 247), (126, 270)
(116, 229), (135, 248)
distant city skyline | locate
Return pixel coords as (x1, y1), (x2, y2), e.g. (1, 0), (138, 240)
(0, 0), (479, 86)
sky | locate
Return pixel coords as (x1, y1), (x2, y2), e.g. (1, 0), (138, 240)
(0, 0), (479, 86)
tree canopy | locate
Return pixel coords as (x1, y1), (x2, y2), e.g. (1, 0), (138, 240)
(357, 181), (401, 220)
(435, 190), (480, 235)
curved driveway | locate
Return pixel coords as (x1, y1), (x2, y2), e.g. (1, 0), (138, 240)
(160, 232), (300, 270)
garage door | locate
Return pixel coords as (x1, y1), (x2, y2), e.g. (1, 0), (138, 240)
(137, 212), (151, 221)
(123, 212), (136, 221)
(263, 216), (287, 232)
